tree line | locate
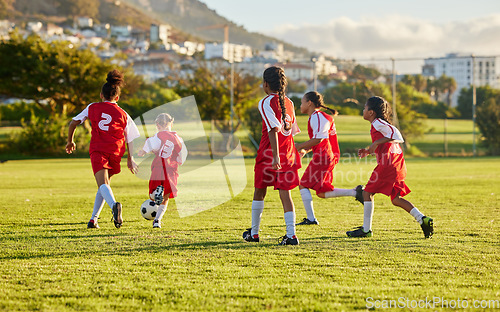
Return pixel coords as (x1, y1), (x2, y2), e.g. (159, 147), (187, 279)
(0, 33), (498, 156)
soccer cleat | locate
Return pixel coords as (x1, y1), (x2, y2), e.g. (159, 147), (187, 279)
(87, 219), (99, 229)
(346, 227), (372, 237)
(420, 216), (434, 238)
(242, 228), (259, 242)
(153, 185), (164, 206)
(278, 235), (299, 245)
(153, 219), (161, 229)
(355, 185), (364, 204)
(112, 202), (123, 228)
(296, 218), (319, 225)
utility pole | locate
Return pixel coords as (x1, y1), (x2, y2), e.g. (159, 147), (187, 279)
(391, 57), (399, 128)
(472, 54), (477, 157)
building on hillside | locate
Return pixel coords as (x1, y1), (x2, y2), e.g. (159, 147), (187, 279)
(111, 25), (131, 38)
(281, 63), (314, 81)
(150, 24), (170, 45)
(423, 53), (500, 106)
(205, 42), (252, 63)
(76, 17), (93, 29)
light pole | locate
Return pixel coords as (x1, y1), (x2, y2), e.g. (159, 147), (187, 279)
(311, 57), (318, 92)
(472, 54), (477, 157)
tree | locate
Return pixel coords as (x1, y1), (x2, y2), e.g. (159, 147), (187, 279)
(56, 0), (100, 18)
(0, 31), (120, 116)
(476, 98), (500, 155)
(457, 85), (500, 119)
(173, 62), (261, 132)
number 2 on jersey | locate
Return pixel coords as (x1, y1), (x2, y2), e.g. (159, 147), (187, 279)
(99, 113), (112, 131)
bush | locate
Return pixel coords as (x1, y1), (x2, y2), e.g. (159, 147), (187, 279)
(476, 98), (500, 155)
(10, 113), (90, 156)
(0, 101), (49, 122)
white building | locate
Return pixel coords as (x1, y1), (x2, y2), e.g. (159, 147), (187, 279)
(423, 53), (500, 106)
(205, 42), (252, 63)
(150, 24), (170, 45)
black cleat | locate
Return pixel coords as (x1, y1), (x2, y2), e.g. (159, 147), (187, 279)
(278, 235), (299, 245)
(296, 218), (319, 225)
(243, 228), (259, 242)
(112, 202), (122, 228)
(153, 185), (164, 206)
(355, 185), (364, 204)
(153, 219), (161, 229)
(420, 216), (434, 238)
(346, 227), (372, 237)
(87, 219), (100, 229)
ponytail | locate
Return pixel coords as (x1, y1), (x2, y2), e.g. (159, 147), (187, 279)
(304, 91), (338, 116)
(101, 69), (125, 101)
(264, 66), (290, 131)
(366, 96), (392, 124)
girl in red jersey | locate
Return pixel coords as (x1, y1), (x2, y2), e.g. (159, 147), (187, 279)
(295, 91), (363, 225)
(66, 70), (140, 229)
(137, 113), (187, 229)
(346, 96), (434, 238)
(242, 66), (302, 245)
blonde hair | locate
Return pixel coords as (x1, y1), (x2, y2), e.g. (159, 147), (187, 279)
(155, 113), (174, 127)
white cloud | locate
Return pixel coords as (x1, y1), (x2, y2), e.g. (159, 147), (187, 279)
(272, 14), (500, 72)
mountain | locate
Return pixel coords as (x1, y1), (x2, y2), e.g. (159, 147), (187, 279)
(119, 0), (309, 55)
(8, 0), (309, 56)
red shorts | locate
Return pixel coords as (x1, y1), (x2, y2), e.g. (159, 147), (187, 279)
(148, 166), (178, 199)
(364, 170), (411, 200)
(90, 151), (121, 176)
(254, 166), (299, 191)
(300, 162), (335, 195)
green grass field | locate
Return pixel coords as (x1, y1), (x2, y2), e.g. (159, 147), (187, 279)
(1, 157), (499, 311)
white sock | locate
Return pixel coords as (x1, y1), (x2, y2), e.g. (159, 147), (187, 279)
(156, 203), (168, 221)
(299, 188), (316, 221)
(91, 191), (105, 220)
(410, 207), (424, 224)
(98, 184), (116, 209)
(284, 211), (296, 238)
(324, 188), (356, 198)
(363, 201), (374, 232)
(251, 200), (264, 236)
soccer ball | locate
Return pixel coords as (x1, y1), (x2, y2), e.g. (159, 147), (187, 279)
(140, 199), (158, 220)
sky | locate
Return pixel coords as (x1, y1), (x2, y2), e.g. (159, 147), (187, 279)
(200, 0), (500, 73)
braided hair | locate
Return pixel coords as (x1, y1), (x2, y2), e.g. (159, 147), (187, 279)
(303, 91), (338, 116)
(263, 66), (290, 131)
(101, 69), (125, 101)
(366, 96), (392, 124)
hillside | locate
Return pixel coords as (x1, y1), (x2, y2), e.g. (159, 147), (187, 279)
(119, 0), (309, 55)
(8, 0), (310, 55)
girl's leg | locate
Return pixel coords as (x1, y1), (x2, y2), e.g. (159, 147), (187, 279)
(362, 191), (375, 232)
(299, 185), (317, 223)
(153, 196), (170, 228)
(250, 188), (267, 236)
(95, 170), (121, 227)
(321, 188), (356, 198)
(279, 189), (296, 238)
(392, 195), (424, 223)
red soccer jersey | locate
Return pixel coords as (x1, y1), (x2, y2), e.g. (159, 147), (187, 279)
(255, 93), (301, 172)
(73, 101), (139, 156)
(370, 118), (406, 181)
(143, 131), (185, 198)
(307, 110), (340, 165)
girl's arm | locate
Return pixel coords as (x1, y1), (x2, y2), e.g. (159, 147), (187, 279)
(126, 139), (138, 174)
(269, 128), (281, 170)
(295, 138), (322, 157)
(358, 137), (394, 158)
(65, 119), (81, 154)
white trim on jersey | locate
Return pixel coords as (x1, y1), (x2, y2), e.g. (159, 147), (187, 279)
(72, 103), (93, 123)
(310, 111), (330, 139)
(142, 134), (162, 154)
(124, 112), (140, 143)
(258, 95), (281, 132)
(372, 118), (404, 143)
(177, 135), (188, 165)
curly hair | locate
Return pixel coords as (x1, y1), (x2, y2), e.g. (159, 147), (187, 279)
(263, 66), (290, 130)
(366, 96), (392, 124)
(101, 69), (125, 101)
